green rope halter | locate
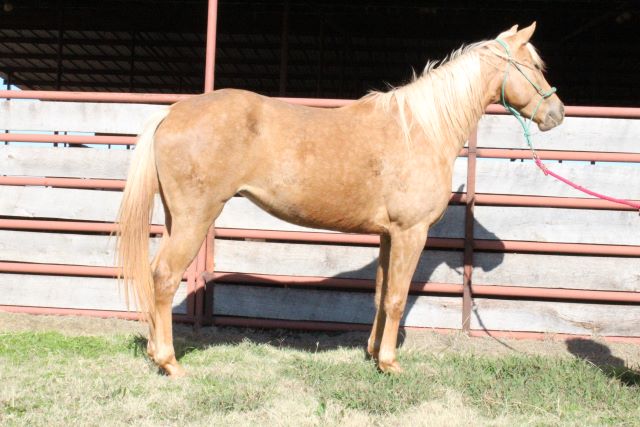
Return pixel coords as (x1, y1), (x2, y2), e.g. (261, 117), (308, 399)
(495, 37), (557, 157)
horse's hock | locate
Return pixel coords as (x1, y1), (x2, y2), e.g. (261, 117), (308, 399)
(1, 97), (640, 340)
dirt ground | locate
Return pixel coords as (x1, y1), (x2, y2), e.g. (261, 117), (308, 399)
(2, 311), (639, 370)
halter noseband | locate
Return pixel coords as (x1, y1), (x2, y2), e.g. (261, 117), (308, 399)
(495, 37), (557, 129)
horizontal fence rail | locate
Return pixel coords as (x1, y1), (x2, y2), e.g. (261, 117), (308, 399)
(2, 89), (640, 118)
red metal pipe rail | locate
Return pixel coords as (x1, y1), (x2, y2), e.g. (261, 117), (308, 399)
(214, 228), (463, 248)
(0, 176), (126, 189)
(484, 104), (640, 119)
(0, 305), (191, 323)
(473, 194), (640, 211)
(0, 134), (136, 145)
(1, 88), (639, 119)
(0, 261), (189, 280)
(210, 271), (458, 293)
(476, 240), (640, 257)
(0, 219), (164, 234)
(209, 271), (640, 303)
(0, 262), (118, 277)
(1, 219), (639, 257)
(0, 90), (191, 104)
(466, 148), (640, 163)
(1, 173), (637, 210)
(4, 134), (640, 167)
(215, 229), (640, 256)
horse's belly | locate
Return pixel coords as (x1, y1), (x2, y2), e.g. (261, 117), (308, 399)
(238, 185), (388, 234)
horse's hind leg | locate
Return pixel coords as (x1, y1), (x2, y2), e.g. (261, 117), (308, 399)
(147, 205), (222, 377)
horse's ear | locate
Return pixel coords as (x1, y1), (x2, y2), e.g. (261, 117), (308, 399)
(497, 24), (518, 39)
(515, 21), (536, 45)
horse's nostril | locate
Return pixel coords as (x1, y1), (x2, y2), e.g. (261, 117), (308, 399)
(550, 103), (565, 124)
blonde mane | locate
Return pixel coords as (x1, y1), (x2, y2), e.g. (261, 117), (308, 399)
(365, 41), (493, 149)
(365, 40), (512, 155)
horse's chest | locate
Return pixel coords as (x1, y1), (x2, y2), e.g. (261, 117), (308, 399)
(383, 159), (453, 225)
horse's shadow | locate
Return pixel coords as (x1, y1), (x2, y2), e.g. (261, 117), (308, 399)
(566, 338), (640, 387)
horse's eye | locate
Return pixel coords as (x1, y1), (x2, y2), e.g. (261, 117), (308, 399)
(534, 63), (541, 71)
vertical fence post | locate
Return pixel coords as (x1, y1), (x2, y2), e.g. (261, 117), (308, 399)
(194, 243), (207, 328)
(462, 128), (478, 332)
(204, 227), (216, 324)
(186, 259), (197, 323)
(203, 0), (218, 93)
(194, 0), (220, 327)
(3, 72), (10, 145)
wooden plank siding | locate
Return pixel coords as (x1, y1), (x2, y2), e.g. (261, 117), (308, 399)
(477, 115), (640, 153)
(0, 230), (161, 267)
(212, 284), (462, 329)
(473, 252), (640, 292)
(0, 101), (166, 134)
(1, 101), (639, 338)
(0, 274), (188, 314)
(212, 284), (640, 336)
(214, 239), (463, 284)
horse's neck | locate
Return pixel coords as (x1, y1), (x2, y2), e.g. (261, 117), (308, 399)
(414, 52), (501, 163)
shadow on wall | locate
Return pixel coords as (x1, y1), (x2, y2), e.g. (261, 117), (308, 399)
(331, 214), (505, 332)
(566, 338), (640, 387)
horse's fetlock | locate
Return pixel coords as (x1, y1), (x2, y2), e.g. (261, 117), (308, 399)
(152, 348), (176, 367)
(146, 339), (156, 358)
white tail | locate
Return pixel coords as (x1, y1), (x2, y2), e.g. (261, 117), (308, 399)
(116, 108), (169, 327)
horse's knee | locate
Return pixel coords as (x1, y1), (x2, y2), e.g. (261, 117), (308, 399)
(384, 294), (407, 320)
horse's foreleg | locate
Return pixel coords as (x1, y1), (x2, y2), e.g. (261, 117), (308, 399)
(377, 224), (428, 374)
(367, 234), (390, 359)
(148, 217), (214, 377)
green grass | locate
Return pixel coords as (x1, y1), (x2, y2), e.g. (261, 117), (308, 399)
(288, 353), (440, 415)
(1, 330), (639, 426)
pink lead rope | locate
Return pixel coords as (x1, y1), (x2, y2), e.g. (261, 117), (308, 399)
(494, 37), (640, 212)
(533, 156), (640, 211)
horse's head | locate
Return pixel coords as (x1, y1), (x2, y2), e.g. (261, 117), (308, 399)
(493, 22), (564, 131)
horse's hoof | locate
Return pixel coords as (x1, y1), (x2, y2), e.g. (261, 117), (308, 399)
(163, 363), (187, 378)
(378, 360), (404, 374)
(366, 346), (379, 361)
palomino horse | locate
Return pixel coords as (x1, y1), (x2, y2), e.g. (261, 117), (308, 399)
(117, 22), (564, 377)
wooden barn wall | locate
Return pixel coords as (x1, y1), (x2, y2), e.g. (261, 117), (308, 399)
(1, 100), (639, 337)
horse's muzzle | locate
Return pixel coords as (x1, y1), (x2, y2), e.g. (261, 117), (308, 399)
(539, 102), (565, 131)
